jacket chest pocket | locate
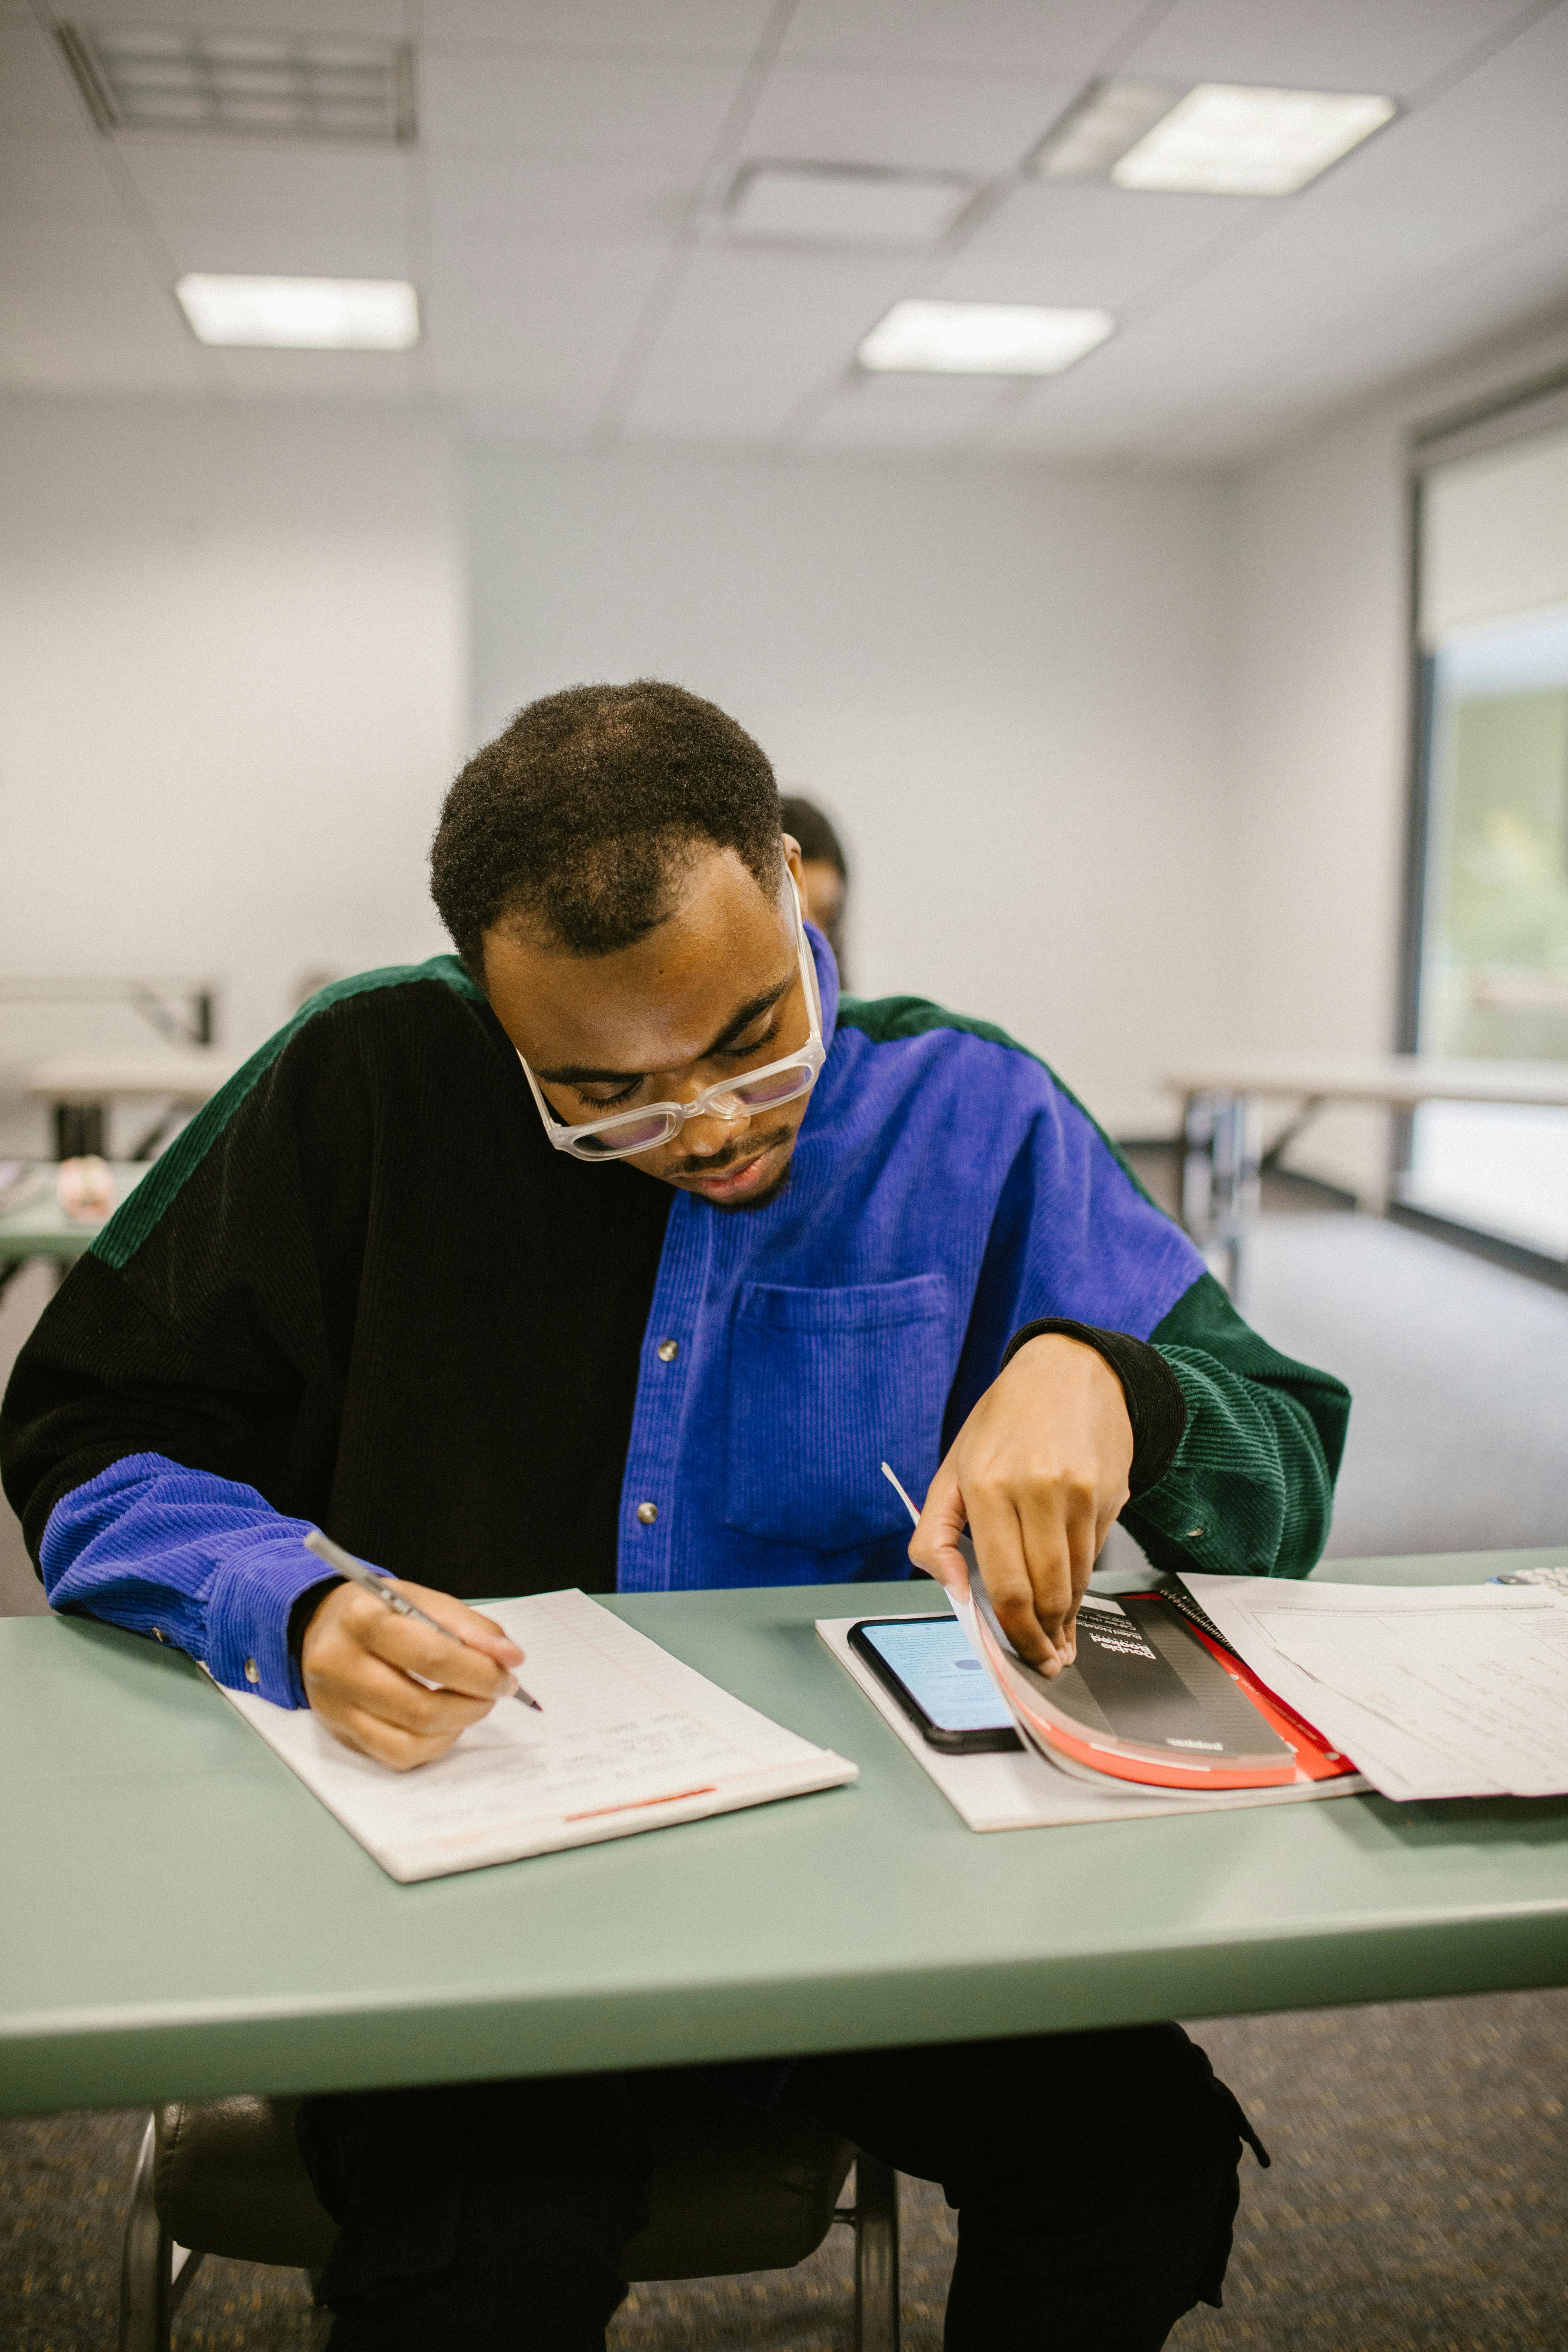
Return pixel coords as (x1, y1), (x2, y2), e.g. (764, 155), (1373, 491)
(724, 1275), (951, 1552)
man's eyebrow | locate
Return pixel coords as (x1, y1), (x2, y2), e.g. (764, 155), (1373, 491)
(535, 973), (793, 1087)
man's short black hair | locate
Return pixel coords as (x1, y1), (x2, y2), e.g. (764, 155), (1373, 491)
(430, 679), (784, 973)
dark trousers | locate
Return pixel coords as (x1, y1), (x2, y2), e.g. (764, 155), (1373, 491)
(297, 2023), (1264, 2352)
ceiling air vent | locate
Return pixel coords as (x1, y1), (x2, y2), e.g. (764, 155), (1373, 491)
(56, 22), (416, 144)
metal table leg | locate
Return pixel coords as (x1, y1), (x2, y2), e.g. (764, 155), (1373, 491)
(1210, 1091), (1261, 1304)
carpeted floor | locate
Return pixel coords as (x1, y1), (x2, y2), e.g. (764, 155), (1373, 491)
(4, 1988), (1565, 2349)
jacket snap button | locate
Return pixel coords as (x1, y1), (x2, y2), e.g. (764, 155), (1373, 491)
(656, 1339), (679, 1362)
(244, 1657), (260, 1683)
(636, 1501), (659, 1525)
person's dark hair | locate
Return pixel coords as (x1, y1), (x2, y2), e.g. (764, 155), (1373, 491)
(778, 795), (847, 880)
(431, 680), (784, 974)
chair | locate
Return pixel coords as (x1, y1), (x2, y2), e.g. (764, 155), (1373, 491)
(119, 2076), (901, 2351)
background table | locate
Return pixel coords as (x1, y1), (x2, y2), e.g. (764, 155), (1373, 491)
(0, 1162), (148, 1300)
(27, 1049), (237, 1161)
(1164, 1053), (1568, 1295)
(3, 1548), (1565, 2118)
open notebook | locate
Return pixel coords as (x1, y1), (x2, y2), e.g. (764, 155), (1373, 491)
(220, 1587), (857, 1882)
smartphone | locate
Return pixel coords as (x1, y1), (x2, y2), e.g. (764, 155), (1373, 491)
(848, 1614), (1022, 1754)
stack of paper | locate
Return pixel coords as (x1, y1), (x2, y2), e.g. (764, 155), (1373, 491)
(222, 1588), (858, 1881)
(1184, 1574), (1568, 1802)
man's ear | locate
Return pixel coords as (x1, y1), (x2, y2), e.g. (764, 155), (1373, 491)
(782, 834), (804, 885)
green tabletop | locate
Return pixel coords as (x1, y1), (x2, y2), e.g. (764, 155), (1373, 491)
(3, 1550), (1567, 2118)
(0, 1163), (148, 1265)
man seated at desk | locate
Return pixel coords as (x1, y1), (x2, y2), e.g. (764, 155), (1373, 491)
(1, 681), (1348, 2352)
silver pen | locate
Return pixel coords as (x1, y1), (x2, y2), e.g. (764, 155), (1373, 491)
(304, 1528), (543, 1711)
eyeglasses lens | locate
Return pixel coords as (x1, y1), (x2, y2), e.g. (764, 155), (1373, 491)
(730, 1063), (814, 1109)
(573, 1112), (676, 1159)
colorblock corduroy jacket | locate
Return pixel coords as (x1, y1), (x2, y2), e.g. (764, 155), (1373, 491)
(0, 927), (1349, 1709)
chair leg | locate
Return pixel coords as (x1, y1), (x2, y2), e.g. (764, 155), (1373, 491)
(852, 2152), (900, 2352)
(119, 2114), (174, 2352)
(118, 2113), (206, 2352)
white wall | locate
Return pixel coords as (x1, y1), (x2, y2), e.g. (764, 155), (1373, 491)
(468, 444), (1228, 1139)
(0, 397), (464, 1151)
(1220, 313), (1568, 1203)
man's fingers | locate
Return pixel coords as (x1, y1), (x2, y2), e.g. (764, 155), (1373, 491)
(1057, 1502), (1101, 1663)
(343, 1589), (519, 1701)
(966, 1486), (1066, 1674)
(907, 1457), (972, 1596)
(379, 1579), (524, 1667)
(323, 1701), (463, 1773)
(1017, 1486), (1098, 1663)
(311, 1646), (499, 1740)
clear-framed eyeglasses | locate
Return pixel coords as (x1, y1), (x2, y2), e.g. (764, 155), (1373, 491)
(518, 872), (825, 1163)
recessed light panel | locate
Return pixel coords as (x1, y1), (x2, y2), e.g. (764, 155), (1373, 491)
(1112, 83), (1396, 195)
(725, 164), (973, 249)
(1032, 81), (1181, 181)
(858, 301), (1114, 376)
(175, 275), (421, 350)
(57, 24), (414, 143)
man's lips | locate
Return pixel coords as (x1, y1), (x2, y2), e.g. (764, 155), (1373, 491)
(682, 1148), (785, 1204)
(682, 1149), (773, 1198)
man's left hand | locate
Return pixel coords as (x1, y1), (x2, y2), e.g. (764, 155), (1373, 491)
(907, 1334), (1133, 1676)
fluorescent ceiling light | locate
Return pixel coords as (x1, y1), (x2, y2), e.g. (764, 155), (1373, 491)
(56, 24), (414, 143)
(858, 301), (1113, 376)
(175, 274), (420, 350)
(724, 164), (973, 249)
(1112, 83), (1396, 195)
(1033, 81), (1180, 180)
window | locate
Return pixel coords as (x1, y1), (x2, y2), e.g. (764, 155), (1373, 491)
(1401, 404), (1568, 1262)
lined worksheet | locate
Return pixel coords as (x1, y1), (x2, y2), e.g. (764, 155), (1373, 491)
(1184, 1575), (1568, 1802)
(222, 1589), (857, 1880)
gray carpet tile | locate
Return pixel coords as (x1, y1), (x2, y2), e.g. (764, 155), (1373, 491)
(1243, 1214), (1568, 1561)
(4, 1991), (1565, 2348)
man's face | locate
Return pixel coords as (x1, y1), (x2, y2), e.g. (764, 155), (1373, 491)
(482, 840), (815, 1212)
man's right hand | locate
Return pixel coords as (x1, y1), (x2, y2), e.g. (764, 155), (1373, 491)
(299, 1578), (525, 1771)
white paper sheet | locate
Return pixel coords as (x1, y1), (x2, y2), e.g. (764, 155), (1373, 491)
(222, 1587), (857, 1880)
(1183, 1575), (1568, 1802)
(815, 1617), (1366, 1831)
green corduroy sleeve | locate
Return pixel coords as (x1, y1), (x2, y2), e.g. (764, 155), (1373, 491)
(1122, 1273), (1351, 1582)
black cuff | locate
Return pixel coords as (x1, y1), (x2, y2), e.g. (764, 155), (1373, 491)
(1001, 1319), (1187, 1496)
(288, 1576), (342, 1670)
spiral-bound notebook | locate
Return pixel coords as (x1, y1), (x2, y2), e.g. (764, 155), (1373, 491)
(220, 1587), (857, 1882)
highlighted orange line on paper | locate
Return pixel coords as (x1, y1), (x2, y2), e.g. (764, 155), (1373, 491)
(564, 1784), (717, 1822)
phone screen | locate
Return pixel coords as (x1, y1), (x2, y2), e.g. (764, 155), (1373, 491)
(855, 1616), (1015, 1734)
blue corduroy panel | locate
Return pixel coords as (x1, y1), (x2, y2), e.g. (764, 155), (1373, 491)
(617, 928), (1207, 1592)
(40, 1453), (329, 1706)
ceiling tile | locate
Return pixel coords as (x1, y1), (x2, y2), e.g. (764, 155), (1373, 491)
(802, 371), (1015, 450)
(423, 0), (775, 60)
(0, 6), (95, 136)
(0, 217), (206, 393)
(927, 180), (1261, 310)
(429, 241), (670, 398)
(620, 244), (911, 439)
(1125, 0), (1541, 102)
(190, 346), (427, 397)
(1146, 225), (1568, 466)
(780, 0), (1160, 79)
(80, 0), (410, 31)
(419, 49), (747, 165)
(119, 140), (416, 241)
(0, 133), (128, 226)
(738, 62), (1074, 176)
(427, 151), (691, 247)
